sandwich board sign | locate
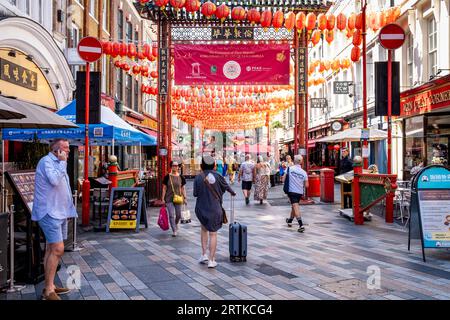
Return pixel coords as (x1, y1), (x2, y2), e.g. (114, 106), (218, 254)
(106, 187), (148, 232)
(409, 165), (450, 261)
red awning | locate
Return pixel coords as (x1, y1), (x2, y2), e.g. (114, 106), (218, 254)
(139, 127), (157, 138)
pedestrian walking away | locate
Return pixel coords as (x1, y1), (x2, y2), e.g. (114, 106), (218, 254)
(238, 154), (255, 205)
(283, 155), (309, 233)
(227, 157), (237, 184)
(32, 139), (77, 300)
(194, 155), (236, 268)
(161, 161), (187, 237)
(339, 148), (353, 208)
(253, 155), (271, 204)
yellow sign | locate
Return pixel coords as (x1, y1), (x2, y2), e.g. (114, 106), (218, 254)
(109, 220), (137, 229)
(0, 48), (56, 109)
(143, 117), (158, 130)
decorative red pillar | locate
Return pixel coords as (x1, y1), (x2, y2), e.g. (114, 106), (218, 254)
(352, 156), (364, 225)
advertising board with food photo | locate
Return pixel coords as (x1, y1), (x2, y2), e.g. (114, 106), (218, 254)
(106, 187), (147, 232)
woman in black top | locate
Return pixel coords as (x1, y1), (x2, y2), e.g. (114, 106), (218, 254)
(193, 155), (236, 268)
(162, 161), (187, 237)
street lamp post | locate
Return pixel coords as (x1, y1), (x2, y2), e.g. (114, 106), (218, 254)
(362, 0), (369, 169)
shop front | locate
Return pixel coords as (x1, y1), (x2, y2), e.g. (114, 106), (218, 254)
(400, 75), (450, 180)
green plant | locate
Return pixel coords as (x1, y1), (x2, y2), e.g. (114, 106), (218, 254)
(271, 121), (285, 130)
(17, 135), (48, 170)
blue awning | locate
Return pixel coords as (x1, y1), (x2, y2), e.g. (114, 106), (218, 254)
(2, 100), (156, 146)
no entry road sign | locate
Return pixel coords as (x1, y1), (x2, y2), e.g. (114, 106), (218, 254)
(379, 24), (405, 50)
(77, 37), (103, 63)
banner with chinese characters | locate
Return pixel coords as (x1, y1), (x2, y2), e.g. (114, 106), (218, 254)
(211, 27), (254, 40)
(297, 47), (307, 94)
(158, 48), (169, 95)
(0, 58), (37, 91)
(174, 44), (290, 85)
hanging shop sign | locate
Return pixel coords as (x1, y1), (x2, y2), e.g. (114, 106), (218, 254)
(333, 81), (352, 94)
(174, 44), (290, 85)
(211, 27), (254, 40)
(106, 187), (147, 232)
(298, 47), (307, 94)
(310, 98), (328, 108)
(409, 165), (450, 262)
(158, 47), (169, 95)
(400, 76), (450, 117)
(331, 120), (343, 132)
(0, 58), (37, 91)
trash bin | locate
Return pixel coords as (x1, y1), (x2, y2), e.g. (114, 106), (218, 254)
(307, 173), (320, 197)
(320, 168), (335, 203)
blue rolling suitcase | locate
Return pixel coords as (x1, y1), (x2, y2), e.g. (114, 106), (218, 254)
(229, 197), (247, 262)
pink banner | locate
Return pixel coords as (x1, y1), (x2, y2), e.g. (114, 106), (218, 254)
(174, 44), (290, 85)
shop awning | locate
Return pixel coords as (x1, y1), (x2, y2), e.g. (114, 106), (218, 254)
(2, 100), (156, 146)
(139, 127), (158, 139)
(316, 127), (392, 143)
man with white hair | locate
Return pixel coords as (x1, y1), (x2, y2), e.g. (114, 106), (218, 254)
(284, 155), (309, 232)
(238, 154), (255, 205)
(32, 139), (77, 300)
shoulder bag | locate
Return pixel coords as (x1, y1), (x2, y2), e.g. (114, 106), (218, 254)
(283, 167), (290, 194)
(203, 174), (228, 224)
(170, 175), (184, 205)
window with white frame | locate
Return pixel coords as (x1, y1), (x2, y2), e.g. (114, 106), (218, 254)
(407, 33), (414, 86)
(25, 0), (30, 15)
(101, 55), (107, 93)
(427, 17), (438, 78)
(90, 0), (97, 18)
(126, 74), (132, 108)
(118, 10), (123, 41)
(38, 0), (43, 24)
(367, 51), (374, 98)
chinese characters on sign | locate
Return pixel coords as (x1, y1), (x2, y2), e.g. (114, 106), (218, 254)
(310, 98), (328, 108)
(333, 81), (352, 94)
(0, 58), (37, 91)
(211, 27), (254, 40)
(158, 48), (169, 96)
(298, 48), (307, 94)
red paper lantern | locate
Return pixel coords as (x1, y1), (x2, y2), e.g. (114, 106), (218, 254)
(327, 14), (336, 31)
(150, 71), (158, 78)
(152, 45), (158, 58)
(393, 6), (401, 21)
(200, 1), (216, 18)
(311, 30), (321, 46)
(127, 43), (137, 58)
(122, 63), (130, 72)
(317, 13), (327, 31)
(111, 42), (120, 58)
(295, 12), (306, 30)
(132, 65), (141, 75)
(119, 43), (128, 57)
(327, 145), (334, 151)
(272, 10), (284, 30)
(102, 41), (112, 55)
(351, 46), (361, 62)
(284, 11), (295, 31)
(379, 10), (387, 28)
(331, 58), (340, 71)
(336, 13), (347, 31)
(154, 0), (169, 10)
(347, 13), (356, 30)
(114, 60), (122, 68)
(355, 13), (363, 29)
(352, 29), (362, 46)
(169, 0), (185, 11)
(231, 6), (246, 23)
(306, 12), (316, 30)
(247, 9), (261, 25)
(325, 29), (334, 44)
(334, 144), (340, 151)
(260, 10), (272, 30)
(185, 0), (200, 13)
(215, 4), (230, 23)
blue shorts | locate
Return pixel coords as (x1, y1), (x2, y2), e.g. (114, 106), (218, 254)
(38, 214), (68, 244)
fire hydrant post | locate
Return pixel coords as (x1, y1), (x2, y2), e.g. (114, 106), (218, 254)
(108, 155), (119, 190)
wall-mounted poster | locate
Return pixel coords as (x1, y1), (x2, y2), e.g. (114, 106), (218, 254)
(106, 187), (147, 232)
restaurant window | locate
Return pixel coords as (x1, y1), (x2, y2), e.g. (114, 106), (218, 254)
(404, 116), (425, 179)
(428, 17), (438, 78)
(117, 70), (123, 101)
(134, 80), (139, 111)
(407, 33), (414, 86)
(117, 10), (123, 41)
(427, 115), (450, 166)
(126, 74), (132, 108)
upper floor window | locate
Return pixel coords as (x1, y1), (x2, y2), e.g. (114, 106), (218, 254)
(25, 0), (30, 15)
(118, 11), (124, 41)
(126, 22), (133, 43)
(427, 17), (438, 78)
(9, 0), (16, 6)
(38, 0), (43, 24)
(90, 0), (98, 19)
(407, 33), (414, 86)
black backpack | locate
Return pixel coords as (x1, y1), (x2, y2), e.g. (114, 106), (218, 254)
(283, 167), (290, 194)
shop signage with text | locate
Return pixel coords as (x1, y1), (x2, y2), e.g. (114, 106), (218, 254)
(401, 79), (450, 117)
(0, 58), (37, 91)
(211, 27), (254, 40)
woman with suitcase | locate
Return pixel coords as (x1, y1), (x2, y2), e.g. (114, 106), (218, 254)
(193, 155), (236, 268)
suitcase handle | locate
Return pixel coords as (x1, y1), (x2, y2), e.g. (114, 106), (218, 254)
(230, 194), (235, 224)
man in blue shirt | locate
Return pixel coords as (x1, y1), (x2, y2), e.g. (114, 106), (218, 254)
(32, 139), (77, 300)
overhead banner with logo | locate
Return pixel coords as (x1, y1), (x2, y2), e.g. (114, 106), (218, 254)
(174, 44), (290, 85)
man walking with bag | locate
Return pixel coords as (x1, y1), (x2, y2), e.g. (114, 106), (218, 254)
(284, 155), (309, 233)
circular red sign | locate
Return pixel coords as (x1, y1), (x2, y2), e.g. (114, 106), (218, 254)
(379, 24), (405, 50)
(77, 37), (103, 63)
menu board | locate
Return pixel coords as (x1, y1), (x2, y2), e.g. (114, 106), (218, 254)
(6, 170), (36, 214)
(106, 187), (146, 232)
(418, 190), (450, 248)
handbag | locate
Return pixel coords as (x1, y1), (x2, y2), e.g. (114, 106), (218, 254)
(158, 205), (169, 231)
(283, 167), (290, 194)
(181, 205), (191, 224)
(203, 174), (228, 224)
(170, 175), (184, 205)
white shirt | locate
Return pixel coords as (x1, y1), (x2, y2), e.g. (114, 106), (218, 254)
(288, 165), (308, 194)
(239, 161), (255, 181)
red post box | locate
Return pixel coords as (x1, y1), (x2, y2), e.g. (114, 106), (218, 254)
(307, 173), (320, 197)
(320, 168), (335, 203)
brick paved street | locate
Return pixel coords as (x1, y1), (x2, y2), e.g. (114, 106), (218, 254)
(2, 181), (450, 300)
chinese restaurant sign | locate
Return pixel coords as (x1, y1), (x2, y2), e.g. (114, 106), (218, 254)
(0, 58), (37, 91)
(298, 47), (307, 94)
(158, 48), (169, 95)
(400, 75), (450, 117)
(211, 27), (254, 40)
(174, 44), (290, 85)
